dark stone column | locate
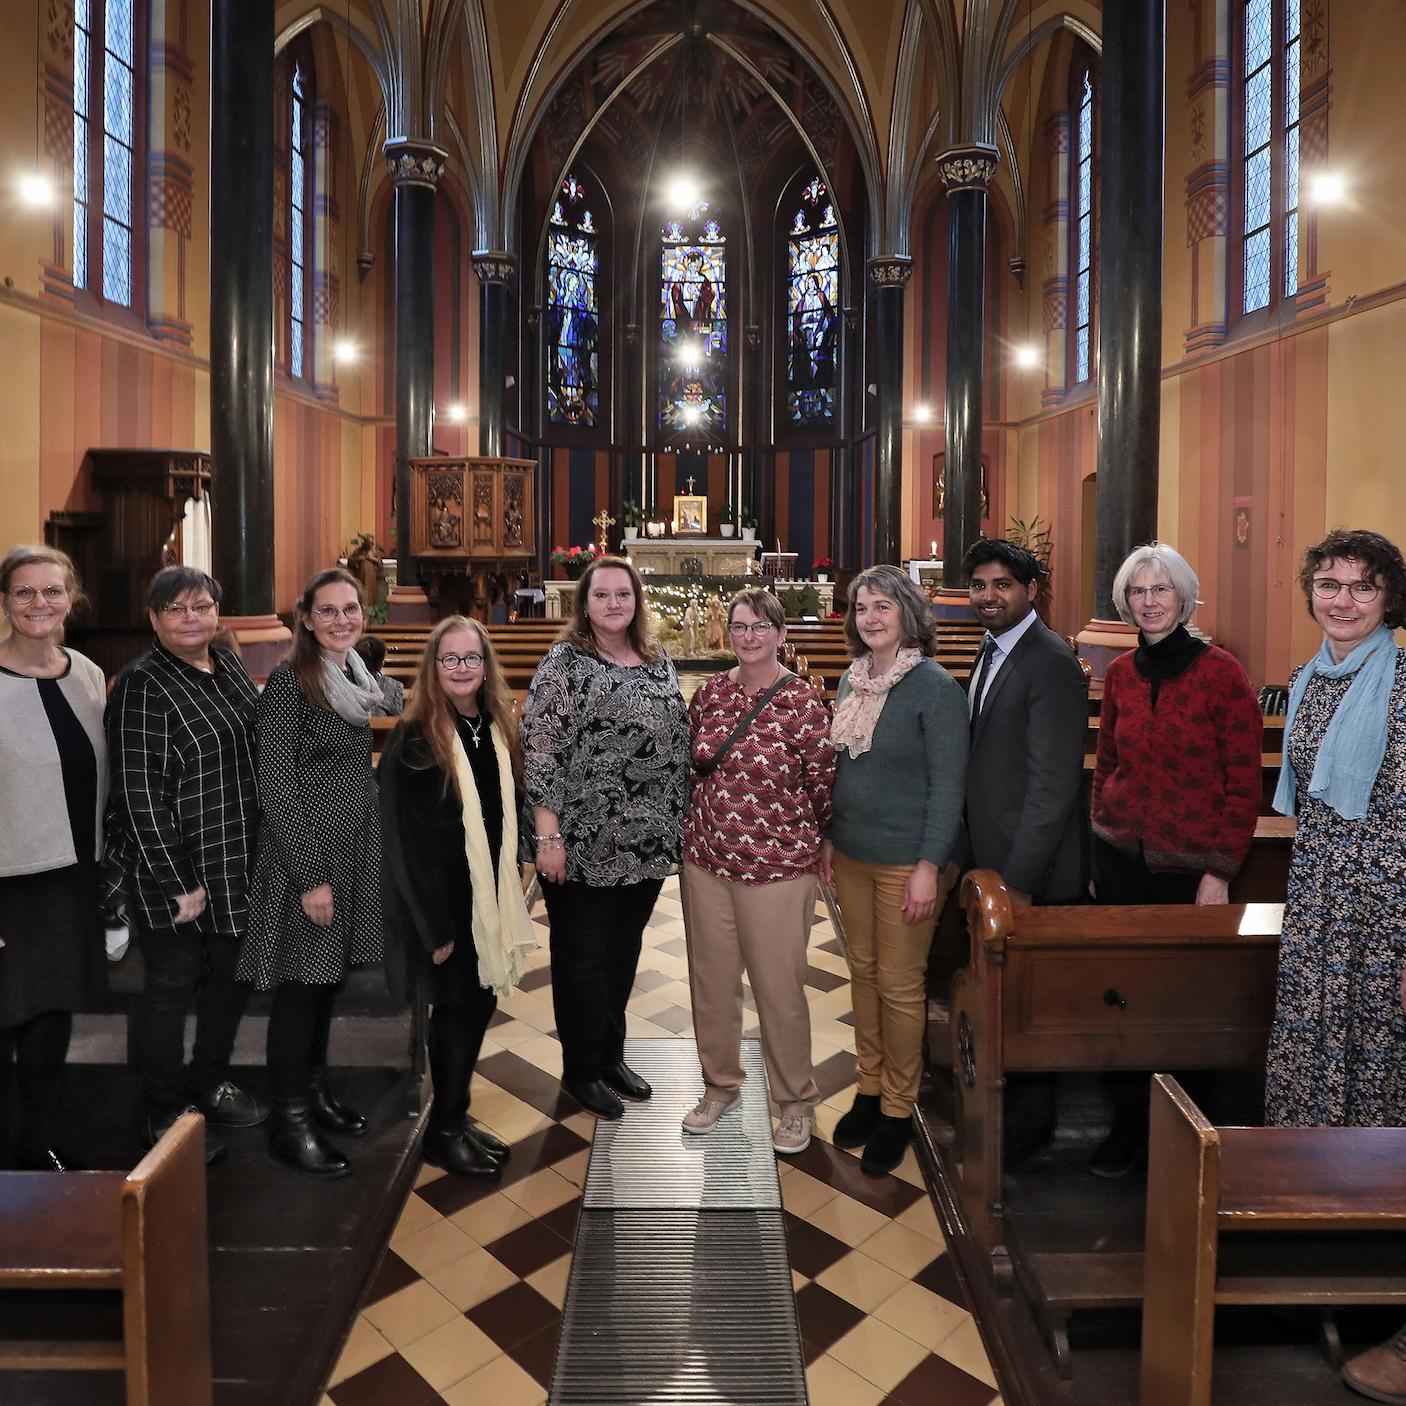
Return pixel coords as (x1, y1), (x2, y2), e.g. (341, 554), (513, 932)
(1090, 0), (1165, 648)
(937, 147), (998, 594)
(209, 0), (274, 617)
(472, 251), (516, 458)
(384, 140), (445, 598)
(867, 256), (912, 566)
(744, 323), (767, 546)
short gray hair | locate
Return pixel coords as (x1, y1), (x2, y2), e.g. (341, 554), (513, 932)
(1111, 543), (1200, 627)
(842, 564), (937, 657)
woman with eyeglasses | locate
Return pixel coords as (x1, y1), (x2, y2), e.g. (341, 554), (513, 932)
(379, 618), (535, 1178)
(239, 568), (384, 1177)
(1087, 543), (1262, 1175)
(0, 546), (107, 1170)
(679, 589), (835, 1154)
(521, 555), (689, 1121)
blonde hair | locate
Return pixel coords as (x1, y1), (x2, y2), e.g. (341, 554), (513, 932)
(0, 544), (86, 641)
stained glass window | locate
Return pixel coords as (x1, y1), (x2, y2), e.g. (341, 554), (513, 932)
(101, 0), (135, 306)
(660, 202), (727, 439)
(73, 0), (91, 292)
(290, 61), (309, 378)
(1241, 0), (1299, 314)
(786, 176), (839, 425)
(546, 174), (599, 427)
(1072, 68), (1095, 384)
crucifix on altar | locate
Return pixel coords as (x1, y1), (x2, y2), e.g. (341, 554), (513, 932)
(592, 508), (615, 554)
(673, 474), (706, 535)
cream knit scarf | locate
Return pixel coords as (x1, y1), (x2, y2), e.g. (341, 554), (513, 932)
(447, 720), (537, 997)
(828, 647), (924, 759)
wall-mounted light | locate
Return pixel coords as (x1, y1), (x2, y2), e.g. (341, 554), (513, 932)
(17, 172), (53, 207)
(1308, 170), (1346, 206)
(665, 172), (701, 211)
(444, 403), (468, 423)
(912, 404), (933, 424)
(675, 340), (703, 367)
(681, 403), (703, 427)
(333, 339), (359, 365)
(1012, 343), (1041, 370)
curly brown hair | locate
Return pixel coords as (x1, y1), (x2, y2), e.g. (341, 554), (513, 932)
(1297, 529), (1406, 630)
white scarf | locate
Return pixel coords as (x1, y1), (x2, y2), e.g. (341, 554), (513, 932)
(447, 719), (537, 997)
(828, 647), (924, 759)
(320, 648), (384, 727)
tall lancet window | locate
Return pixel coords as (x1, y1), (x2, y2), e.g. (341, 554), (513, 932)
(660, 202), (727, 440)
(289, 60), (310, 379)
(546, 174), (600, 427)
(1241, 0), (1300, 313)
(74, 0), (137, 305)
(786, 176), (839, 426)
(1071, 63), (1096, 385)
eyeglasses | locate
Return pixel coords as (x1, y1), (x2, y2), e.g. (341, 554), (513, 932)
(311, 603), (363, 622)
(9, 585), (68, 605)
(1311, 577), (1381, 602)
(160, 600), (217, 618)
(1127, 583), (1175, 602)
(728, 621), (776, 638)
(436, 652), (484, 671)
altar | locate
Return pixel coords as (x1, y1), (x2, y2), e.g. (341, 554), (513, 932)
(625, 537), (760, 576)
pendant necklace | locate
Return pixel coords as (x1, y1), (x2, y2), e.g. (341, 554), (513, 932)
(462, 713), (484, 748)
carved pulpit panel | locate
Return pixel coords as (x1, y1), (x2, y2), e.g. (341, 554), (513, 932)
(409, 456), (537, 566)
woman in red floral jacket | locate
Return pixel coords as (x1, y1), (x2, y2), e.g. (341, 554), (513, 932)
(1089, 542), (1262, 1173)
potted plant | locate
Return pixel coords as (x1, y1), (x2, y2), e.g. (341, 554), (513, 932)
(741, 511), (758, 543)
(1005, 514), (1054, 620)
(715, 502), (736, 538)
(812, 555), (834, 583)
(550, 544), (599, 580)
(644, 503), (667, 538)
(622, 499), (643, 542)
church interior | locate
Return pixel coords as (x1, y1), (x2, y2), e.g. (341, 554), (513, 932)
(2, 0), (1405, 1403)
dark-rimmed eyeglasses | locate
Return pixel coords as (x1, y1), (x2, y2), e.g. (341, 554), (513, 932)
(436, 652), (484, 671)
(728, 621), (776, 638)
(1311, 577), (1380, 602)
(160, 600), (217, 618)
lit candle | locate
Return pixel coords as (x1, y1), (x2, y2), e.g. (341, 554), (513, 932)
(930, 540), (937, 560)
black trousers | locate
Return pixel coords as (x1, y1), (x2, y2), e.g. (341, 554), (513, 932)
(542, 877), (663, 1083)
(130, 917), (250, 1116)
(427, 988), (497, 1131)
(266, 983), (339, 1100)
(1, 1011), (72, 1159)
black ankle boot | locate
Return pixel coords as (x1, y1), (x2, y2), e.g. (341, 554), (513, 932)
(463, 1120), (510, 1164)
(309, 1068), (368, 1137)
(269, 1097), (350, 1178)
(833, 1092), (881, 1148)
(860, 1113), (912, 1177)
(602, 1062), (652, 1101)
(424, 1127), (502, 1178)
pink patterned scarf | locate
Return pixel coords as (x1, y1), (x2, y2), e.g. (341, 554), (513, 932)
(828, 647), (923, 759)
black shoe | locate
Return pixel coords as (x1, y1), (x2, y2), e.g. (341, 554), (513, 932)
(833, 1092), (881, 1149)
(309, 1069), (368, 1138)
(1089, 1124), (1147, 1179)
(463, 1120), (510, 1164)
(602, 1062), (652, 1101)
(564, 1078), (624, 1121)
(269, 1097), (350, 1179)
(861, 1113), (912, 1176)
(192, 1080), (268, 1129)
(16, 1147), (72, 1172)
(144, 1106), (227, 1165)
(424, 1128), (503, 1178)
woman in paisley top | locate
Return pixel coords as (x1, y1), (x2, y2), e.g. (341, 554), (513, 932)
(522, 555), (689, 1121)
(1264, 530), (1406, 1404)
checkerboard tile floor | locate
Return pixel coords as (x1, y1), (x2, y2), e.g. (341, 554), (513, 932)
(320, 878), (1003, 1406)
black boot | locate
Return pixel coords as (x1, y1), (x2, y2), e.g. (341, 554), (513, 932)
(309, 1068), (368, 1137)
(463, 1120), (510, 1164)
(861, 1113), (912, 1177)
(269, 1097), (350, 1179)
(833, 1092), (881, 1149)
(602, 1062), (652, 1101)
(424, 1126), (502, 1178)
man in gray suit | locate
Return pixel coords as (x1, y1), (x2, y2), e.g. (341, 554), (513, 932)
(961, 539), (1089, 1161)
(962, 539), (1088, 905)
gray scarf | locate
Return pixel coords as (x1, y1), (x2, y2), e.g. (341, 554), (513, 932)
(319, 648), (384, 727)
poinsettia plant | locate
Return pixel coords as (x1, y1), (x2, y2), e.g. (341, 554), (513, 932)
(549, 544), (600, 567)
(812, 556), (834, 575)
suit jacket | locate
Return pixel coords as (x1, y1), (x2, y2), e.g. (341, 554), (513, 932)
(964, 615), (1089, 902)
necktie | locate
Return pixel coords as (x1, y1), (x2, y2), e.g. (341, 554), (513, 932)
(969, 634), (997, 723)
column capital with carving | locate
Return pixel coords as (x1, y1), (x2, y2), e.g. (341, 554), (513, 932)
(383, 138), (447, 189)
(471, 250), (518, 285)
(936, 144), (1000, 192)
(867, 255), (913, 289)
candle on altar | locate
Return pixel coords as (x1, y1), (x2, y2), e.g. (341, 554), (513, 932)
(930, 540), (937, 559)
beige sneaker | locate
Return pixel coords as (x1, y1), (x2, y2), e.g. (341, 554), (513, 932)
(772, 1113), (813, 1155)
(682, 1094), (739, 1135)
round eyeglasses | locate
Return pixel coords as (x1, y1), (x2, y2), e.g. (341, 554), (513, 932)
(436, 652), (484, 671)
(10, 585), (69, 605)
(1311, 577), (1380, 603)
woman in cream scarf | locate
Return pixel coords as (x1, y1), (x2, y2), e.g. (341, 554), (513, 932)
(380, 616), (536, 1178)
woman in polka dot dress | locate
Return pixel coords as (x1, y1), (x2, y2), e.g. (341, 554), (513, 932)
(239, 568), (386, 1177)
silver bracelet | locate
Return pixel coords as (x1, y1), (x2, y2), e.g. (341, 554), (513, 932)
(534, 833), (564, 847)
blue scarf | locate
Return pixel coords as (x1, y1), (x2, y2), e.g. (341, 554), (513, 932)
(1273, 624), (1398, 821)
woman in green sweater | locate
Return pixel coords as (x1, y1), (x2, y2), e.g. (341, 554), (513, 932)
(820, 564), (967, 1175)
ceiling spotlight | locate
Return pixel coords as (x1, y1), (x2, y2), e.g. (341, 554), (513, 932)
(444, 403), (467, 423)
(333, 339), (359, 365)
(18, 173), (53, 207)
(665, 173), (701, 211)
(675, 340), (703, 366)
(1012, 343), (1041, 369)
(681, 404), (703, 427)
(912, 404), (932, 424)
(1309, 170), (1346, 206)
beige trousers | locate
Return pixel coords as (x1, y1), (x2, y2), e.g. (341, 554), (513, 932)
(831, 849), (953, 1117)
(681, 862), (821, 1118)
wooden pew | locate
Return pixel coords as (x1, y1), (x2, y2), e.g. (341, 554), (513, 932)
(0, 1111), (212, 1405)
(947, 873), (1283, 1335)
(1141, 1075), (1406, 1406)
